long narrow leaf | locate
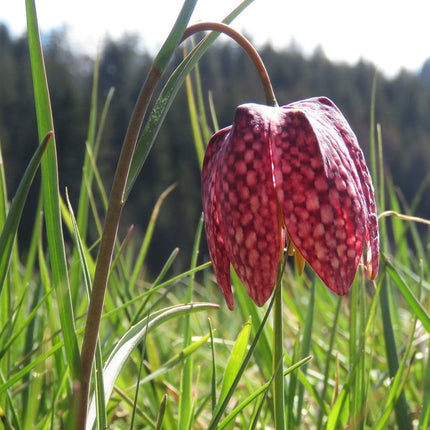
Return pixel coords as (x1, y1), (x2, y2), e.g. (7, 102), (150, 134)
(419, 340), (430, 429)
(126, 0), (255, 197)
(69, 57), (105, 299)
(383, 255), (430, 333)
(65, 191), (107, 429)
(0, 340), (64, 397)
(86, 302), (218, 430)
(326, 275), (383, 428)
(0, 132), (51, 295)
(154, 394), (168, 430)
(185, 60), (205, 166)
(139, 333), (211, 386)
(216, 317), (252, 416)
(373, 330), (416, 430)
(76, 56), (100, 238)
(379, 276), (412, 429)
(0, 287), (52, 362)
(26, 0), (82, 380)
(177, 214), (204, 430)
(234, 271), (273, 379)
(152, 0), (199, 72)
(129, 183), (177, 292)
(295, 278), (315, 427)
(0, 142), (7, 228)
(219, 356), (313, 429)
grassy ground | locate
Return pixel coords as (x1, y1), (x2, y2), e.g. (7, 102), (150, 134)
(0, 0), (429, 429)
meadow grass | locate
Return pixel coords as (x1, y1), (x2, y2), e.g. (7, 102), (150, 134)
(0, 1), (429, 429)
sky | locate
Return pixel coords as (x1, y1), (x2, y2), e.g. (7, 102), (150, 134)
(1, 0), (429, 78)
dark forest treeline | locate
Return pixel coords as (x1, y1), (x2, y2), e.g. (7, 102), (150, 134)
(1, 24), (430, 272)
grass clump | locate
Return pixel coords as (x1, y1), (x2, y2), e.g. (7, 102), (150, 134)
(0, 1), (429, 429)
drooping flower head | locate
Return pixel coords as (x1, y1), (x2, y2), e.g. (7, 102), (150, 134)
(202, 97), (379, 310)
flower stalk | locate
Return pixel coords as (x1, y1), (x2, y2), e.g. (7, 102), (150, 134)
(273, 264), (286, 428)
(182, 22), (278, 107)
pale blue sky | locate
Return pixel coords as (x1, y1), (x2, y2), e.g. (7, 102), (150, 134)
(1, 0), (429, 77)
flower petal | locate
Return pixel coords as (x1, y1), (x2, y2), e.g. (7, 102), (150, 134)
(312, 97), (379, 280)
(202, 127), (235, 309)
(271, 97), (377, 294)
(216, 104), (282, 306)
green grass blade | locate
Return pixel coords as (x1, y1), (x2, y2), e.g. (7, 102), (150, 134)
(65, 191), (107, 430)
(152, 0), (198, 73)
(185, 62), (205, 167)
(419, 341), (430, 428)
(295, 278), (315, 427)
(0, 340), (64, 397)
(177, 215), (203, 430)
(0, 141), (7, 228)
(102, 262), (212, 321)
(193, 61), (212, 144)
(208, 289), (277, 430)
(326, 389), (348, 430)
(208, 318), (217, 413)
(25, 0), (82, 381)
(86, 302), (218, 430)
(373, 361), (414, 430)
(139, 333), (211, 386)
(22, 282), (44, 429)
(208, 91), (220, 132)
(233, 272), (273, 379)
(349, 278), (367, 429)
(129, 183), (177, 292)
(76, 56), (100, 238)
(373, 325), (416, 430)
(327, 275), (382, 428)
(376, 123), (386, 216)
(387, 178), (410, 261)
(123, 0), (200, 199)
(0, 132), (51, 296)
(0, 372), (21, 430)
(369, 70), (378, 201)
(130, 248), (180, 325)
(125, 0), (254, 197)
(154, 394), (168, 430)
(0, 140), (8, 354)
(317, 298), (342, 427)
(250, 354), (283, 430)
(0, 287), (51, 362)
(70, 58), (106, 298)
(216, 317), (252, 417)
(65, 191), (93, 299)
(129, 347), (147, 429)
(383, 255), (430, 333)
(219, 356), (312, 429)
(22, 194), (43, 287)
(272, 282), (285, 429)
(379, 276), (412, 429)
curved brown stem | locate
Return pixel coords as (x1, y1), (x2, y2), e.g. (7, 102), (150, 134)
(75, 66), (161, 430)
(182, 22), (278, 107)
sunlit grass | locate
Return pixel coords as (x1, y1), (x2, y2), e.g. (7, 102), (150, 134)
(0, 0), (429, 429)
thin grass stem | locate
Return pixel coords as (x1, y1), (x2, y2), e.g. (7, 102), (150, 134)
(272, 278), (285, 428)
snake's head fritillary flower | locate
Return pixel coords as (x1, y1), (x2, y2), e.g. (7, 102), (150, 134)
(202, 96), (379, 310)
